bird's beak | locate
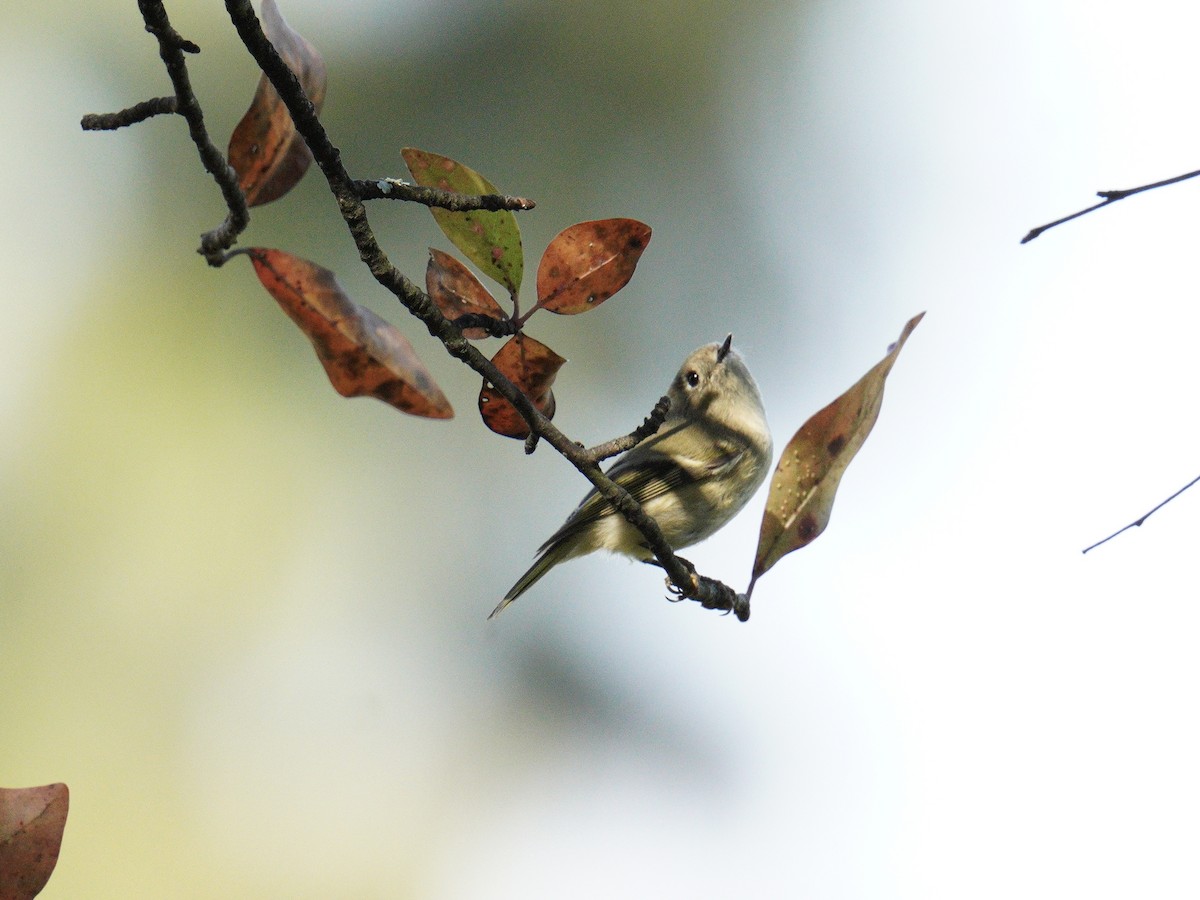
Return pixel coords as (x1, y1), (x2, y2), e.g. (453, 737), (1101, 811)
(717, 333), (733, 362)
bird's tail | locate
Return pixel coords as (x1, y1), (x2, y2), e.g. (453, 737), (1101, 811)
(488, 540), (576, 619)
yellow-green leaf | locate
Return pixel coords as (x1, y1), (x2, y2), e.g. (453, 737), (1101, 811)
(402, 148), (523, 296)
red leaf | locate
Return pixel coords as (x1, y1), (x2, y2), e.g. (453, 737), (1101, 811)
(425, 249), (508, 339)
(535, 218), (651, 315)
(0, 783), (69, 900)
(248, 249), (453, 419)
(228, 0), (327, 207)
(478, 334), (565, 438)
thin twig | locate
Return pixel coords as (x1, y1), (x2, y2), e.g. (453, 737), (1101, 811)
(131, 0), (250, 264)
(584, 395), (671, 463)
(1021, 166), (1200, 243)
(81, 96), (178, 130)
(354, 178), (535, 211)
(1082, 474), (1200, 554)
(219, 0), (743, 616)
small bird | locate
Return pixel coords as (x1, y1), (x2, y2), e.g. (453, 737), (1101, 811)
(490, 335), (772, 618)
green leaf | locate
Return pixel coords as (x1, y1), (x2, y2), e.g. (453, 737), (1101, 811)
(402, 148), (524, 297)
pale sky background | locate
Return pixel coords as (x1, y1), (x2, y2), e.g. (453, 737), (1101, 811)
(4, 1), (1200, 897)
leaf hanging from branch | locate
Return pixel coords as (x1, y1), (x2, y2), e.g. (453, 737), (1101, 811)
(248, 248), (453, 419)
(479, 334), (565, 438)
(0, 783), (70, 900)
(402, 148), (524, 297)
(534, 218), (652, 315)
(425, 249), (508, 339)
(228, 0), (327, 207)
(749, 312), (924, 597)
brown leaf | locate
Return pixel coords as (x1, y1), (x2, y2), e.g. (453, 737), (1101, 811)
(248, 248), (453, 419)
(535, 218), (651, 315)
(478, 334), (565, 438)
(0, 783), (69, 900)
(750, 312), (924, 594)
(425, 249), (508, 339)
(228, 0), (327, 207)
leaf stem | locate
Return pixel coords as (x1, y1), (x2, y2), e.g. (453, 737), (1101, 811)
(584, 396), (670, 463)
(513, 301), (544, 329)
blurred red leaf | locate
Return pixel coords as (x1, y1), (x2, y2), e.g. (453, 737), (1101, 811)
(749, 312), (924, 596)
(228, 0), (327, 207)
(534, 218), (651, 315)
(248, 248), (453, 419)
(0, 783), (69, 900)
(425, 249), (508, 339)
(478, 334), (565, 438)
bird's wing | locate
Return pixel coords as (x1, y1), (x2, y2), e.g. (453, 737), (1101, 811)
(536, 441), (745, 554)
(535, 453), (687, 553)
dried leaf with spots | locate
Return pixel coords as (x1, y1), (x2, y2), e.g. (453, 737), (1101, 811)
(749, 312), (924, 596)
(534, 218), (651, 315)
(425, 248), (508, 339)
(248, 248), (453, 419)
(402, 148), (524, 296)
(0, 783), (69, 900)
(479, 334), (565, 438)
(228, 0), (327, 207)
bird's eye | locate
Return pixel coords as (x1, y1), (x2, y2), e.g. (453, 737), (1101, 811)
(685, 370), (700, 388)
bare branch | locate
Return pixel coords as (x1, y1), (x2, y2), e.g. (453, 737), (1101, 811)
(1022, 166), (1200, 243)
(125, 1), (249, 264)
(1082, 474), (1200, 554)
(81, 96), (178, 130)
(353, 178), (535, 211)
(584, 396), (671, 463)
(446, 313), (519, 338)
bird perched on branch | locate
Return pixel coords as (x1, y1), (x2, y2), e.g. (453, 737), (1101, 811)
(491, 335), (771, 618)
